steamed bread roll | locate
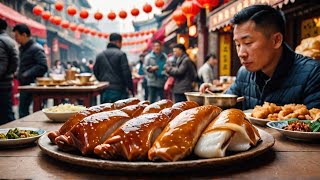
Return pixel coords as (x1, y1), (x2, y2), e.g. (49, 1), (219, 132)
(148, 105), (222, 162)
(194, 109), (261, 158)
(142, 99), (173, 114)
(47, 103), (114, 144)
(55, 104), (145, 155)
(94, 108), (180, 161)
(111, 97), (141, 109)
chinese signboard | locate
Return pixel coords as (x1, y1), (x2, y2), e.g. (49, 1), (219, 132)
(219, 34), (231, 76)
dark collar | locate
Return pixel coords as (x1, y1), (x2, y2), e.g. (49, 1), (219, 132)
(20, 39), (34, 51)
(107, 43), (120, 49)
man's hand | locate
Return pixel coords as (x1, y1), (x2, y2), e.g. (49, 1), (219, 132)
(199, 83), (213, 93)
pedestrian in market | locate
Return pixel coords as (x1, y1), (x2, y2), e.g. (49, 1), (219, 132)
(93, 33), (134, 103)
(134, 54), (148, 100)
(50, 59), (65, 75)
(198, 53), (219, 84)
(165, 43), (198, 103)
(13, 24), (48, 118)
(144, 40), (167, 103)
(0, 19), (19, 124)
(200, 4), (320, 109)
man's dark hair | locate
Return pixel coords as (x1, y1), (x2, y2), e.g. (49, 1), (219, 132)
(13, 24), (31, 37)
(89, 60), (94, 64)
(230, 4), (286, 37)
(152, 40), (161, 45)
(0, 19), (8, 31)
(109, 33), (122, 42)
(205, 53), (217, 63)
(173, 43), (186, 52)
(139, 54), (145, 58)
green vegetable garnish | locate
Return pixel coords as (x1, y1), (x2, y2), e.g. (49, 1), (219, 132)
(310, 120), (320, 132)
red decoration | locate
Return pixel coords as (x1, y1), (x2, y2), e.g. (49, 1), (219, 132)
(155, 0), (165, 8)
(90, 30), (97, 36)
(69, 23), (77, 31)
(49, 16), (55, 24)
(181, 0), (200, 26)
(77, 25), (85, 32)
(131, 8), (140, 17)
(53, 16), (62, 25)
(79, 9), (89, 19)
(122, 33), (128, 38)
(104, 33), (109, 39)
(33, 5), (43, 16)
(196, 0), (219, 14)
(83, 28), (90, 34)
(172, 9), (187, 26)
(119, 10), (127, 19)
(55, 1), (64, 11)
(94, 11), (103, 21)
(41, 11), (51, 20)
(107, 11), (116, 21)
(97, 32), (103, 37)
(67, 6), (77, 16)
(143, 3), (152, 14)
(61, 20), (70, 28)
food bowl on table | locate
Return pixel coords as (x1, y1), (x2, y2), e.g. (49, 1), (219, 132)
(36, 77), (52, 86)
(204, 93), (244, 108)
(42, 104), (86, 122)
(184, 92), (207, 105)
(76, 73), (92, 84)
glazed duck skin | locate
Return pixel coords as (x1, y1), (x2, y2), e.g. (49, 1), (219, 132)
(47, 103), (113, 144)
(148, 105), (222, 162)
(194, 109), (261, 158)
(112, 98), (140, 109)
(141, 99), (173, 114)
(55, 104), (146, 155)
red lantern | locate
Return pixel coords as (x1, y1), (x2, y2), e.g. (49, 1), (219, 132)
(122, 33), (128, 38)
(49, 16), (55, 24)
(67, 6), (77, 16)
(140, 31), (145, 36)
(119, 10), (127, 19)
(83, 28), (90, 34)
(77, 25), (85, 32)
(97, 32), (103, 37)
(196, 0), (219, 14)
(79, 9), (89, 19)
(155, 0), (165, 8)
(55, 1), (64, 11)
(143, 3), (152, 14)
(104, 33), (109, 39)
(69, 23), (77, 31)
(181, 0), (200, 26)
(94, 11), (103, 21)
(107, 11), (116, 21)
(61, 20), (70, 28)
(33, 5), (43, 16)
(131, 8), (140, 17)
(53, 16), (62, 25)
(41, 11), (51, 20)
(90, 30), (97, 36)
(172, 9), (186, 26)
(129, 33), (135, 38)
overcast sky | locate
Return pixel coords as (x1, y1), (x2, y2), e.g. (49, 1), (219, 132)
(87, 0), (162, 32)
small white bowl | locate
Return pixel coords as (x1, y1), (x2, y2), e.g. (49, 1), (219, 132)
(42, 110), (77, 122)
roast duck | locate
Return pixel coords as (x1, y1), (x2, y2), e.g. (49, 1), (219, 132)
(47, 98), (261, 161)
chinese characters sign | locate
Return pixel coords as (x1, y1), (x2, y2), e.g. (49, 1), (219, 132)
(219, 34), (231, 76)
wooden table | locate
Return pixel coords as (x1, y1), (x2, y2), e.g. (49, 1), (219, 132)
(0, 111), (319, 179)
(18, 82), (109, 112)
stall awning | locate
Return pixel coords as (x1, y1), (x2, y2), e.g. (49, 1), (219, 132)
(0, 3), (47, 38)
(209, 0), (296, 31)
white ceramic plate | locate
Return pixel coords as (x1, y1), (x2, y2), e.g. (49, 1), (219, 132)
(267, 120), (320, 141)
(0, 127), (46, 147)
(42, 110), (77, 122)
(243, 109), (272, 126)
(38, 129), (274, 172)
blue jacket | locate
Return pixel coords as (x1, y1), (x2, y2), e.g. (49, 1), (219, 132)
(226, 43), (320, 110)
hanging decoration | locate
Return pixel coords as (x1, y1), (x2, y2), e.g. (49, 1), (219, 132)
(107, 11), (117, 21)
(131, 8), (140, 17)
(55, 1), (64, 11)
(32, 5), (43, 16)
(69, 23), (77, 31)
(90, 30), (97, 36)
(119, 10), (128, 20)
(53, 16), (62, 25)
(172, 8), (187, 26)
(41, 11), (51, 20)
(104, 33), (109, 39)
(94, 11), (103, 21)
(143, 3), (152, 14)
(77, 25), (85, 33)
(61, 20), (70, 28)
(79, 9), (89, 19)
(83, 28), (90, 34)
(195, 0), (219, 15)
(181, 0), (200, 26)
(67, 6), (77, 16)
(155, 0), (165, 8)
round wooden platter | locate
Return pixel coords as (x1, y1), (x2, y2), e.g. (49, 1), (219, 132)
(38, 129), (274, 172)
